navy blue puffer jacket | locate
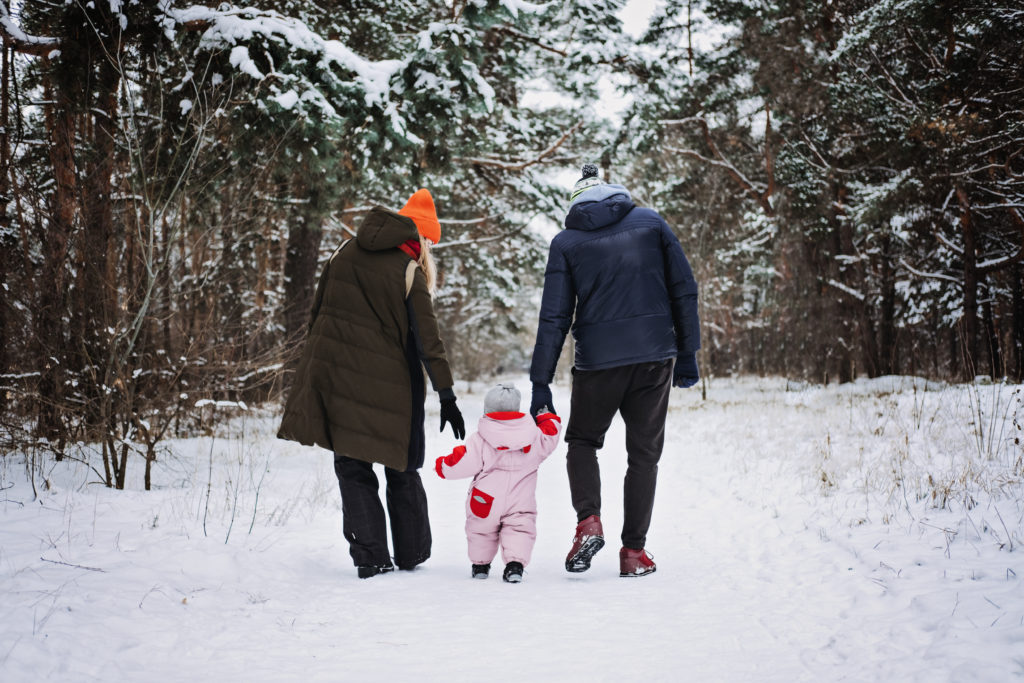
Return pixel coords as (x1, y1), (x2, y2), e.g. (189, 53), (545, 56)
(529, 184), (700, 383)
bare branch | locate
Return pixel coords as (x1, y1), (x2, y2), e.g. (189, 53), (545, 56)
(663, 115), (776, 215)
(40, 557), (106, 572)
(492, 24), (568, 57)
(455, 119), (584, 172)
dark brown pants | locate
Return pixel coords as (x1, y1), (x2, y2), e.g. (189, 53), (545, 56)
(565, 359), (673, 550)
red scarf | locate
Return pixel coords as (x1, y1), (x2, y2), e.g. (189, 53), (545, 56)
(398, 238), (421, 260)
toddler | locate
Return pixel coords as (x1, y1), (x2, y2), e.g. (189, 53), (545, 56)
(435, 383), (561, 582)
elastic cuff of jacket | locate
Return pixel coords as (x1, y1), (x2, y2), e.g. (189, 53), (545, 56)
(437, 387), (456, 402)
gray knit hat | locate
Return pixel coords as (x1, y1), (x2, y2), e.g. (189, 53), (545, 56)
(484, 383), (521, 413)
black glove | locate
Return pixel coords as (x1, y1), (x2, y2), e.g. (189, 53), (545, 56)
(673, 352), (699, 388)
(439, 398), (466, 439)
(530, 382), (555, 417)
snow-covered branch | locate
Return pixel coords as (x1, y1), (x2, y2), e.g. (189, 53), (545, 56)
(0, 4), (59, 56)
(170, 5), (402, 107)
(824, 278), (866, 302)
(899, 259), (961, 285)
(935, 232), (963, 255)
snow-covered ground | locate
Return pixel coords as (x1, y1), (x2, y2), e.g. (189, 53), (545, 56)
(2, 376), (1022, 681)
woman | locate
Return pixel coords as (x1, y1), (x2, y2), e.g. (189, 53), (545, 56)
(278, 188), (465, 578)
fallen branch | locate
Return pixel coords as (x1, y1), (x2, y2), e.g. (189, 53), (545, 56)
(40, 557), (106, 572)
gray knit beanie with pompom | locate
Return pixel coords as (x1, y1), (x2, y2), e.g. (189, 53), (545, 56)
(484, 383), (522, 414)
(570, 163), (604, 201)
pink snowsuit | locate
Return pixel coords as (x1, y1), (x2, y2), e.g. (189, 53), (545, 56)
(436, 411), (562, 566)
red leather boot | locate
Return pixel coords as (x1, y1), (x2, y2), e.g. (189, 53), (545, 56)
(565, 514), (605, 572)
(619, 547), (656, 577)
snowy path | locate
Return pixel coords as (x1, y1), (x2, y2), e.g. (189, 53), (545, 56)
(1, 378), (1021, 681)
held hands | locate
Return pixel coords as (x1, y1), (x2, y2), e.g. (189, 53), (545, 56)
(530, 382), (555, 418)
(673, 352), (700, 389)
(439, 397), (466, 439)
(535, 412), (561, 436)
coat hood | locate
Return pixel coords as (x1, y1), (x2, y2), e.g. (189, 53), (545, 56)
(564, 184), (634, 231)
(356, 207), (419, 251)
(477, 412), (537, 452)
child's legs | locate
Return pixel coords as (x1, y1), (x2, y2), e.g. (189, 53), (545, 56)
(498, 511), (537, 566)
(466, 518), (501, 565)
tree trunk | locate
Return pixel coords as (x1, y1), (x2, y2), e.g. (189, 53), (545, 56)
(283, 191), (323, 346)
(74, 56), (120, 433)
(160, 213), (173, 359)
(956, 186), (978, 380)
(980, 279), (1002, 378)
(0, 39), (10, 407)
(1012, 263), (1024, 381)
(35, 74), (78, 440)
(830, 181), (862, 381)
(877, 234), (896, 375)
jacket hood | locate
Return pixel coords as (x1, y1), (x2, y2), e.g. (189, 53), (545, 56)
(564, 184), (635, 231)
(477, 412), (536, 451)
(356, 207), (419, 251)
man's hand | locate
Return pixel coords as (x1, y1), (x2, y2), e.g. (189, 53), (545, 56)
(530, 382), (555, 418)
(673, 353), (699, 389)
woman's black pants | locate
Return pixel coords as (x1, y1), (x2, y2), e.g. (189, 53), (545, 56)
(333, 455), (431, 569)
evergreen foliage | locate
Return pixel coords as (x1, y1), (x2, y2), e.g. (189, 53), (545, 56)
(620, 0), (1024, 382)
(2, 0), (1022, 486)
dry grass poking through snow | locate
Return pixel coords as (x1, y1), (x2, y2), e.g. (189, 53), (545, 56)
(676, 375), (1024, 555)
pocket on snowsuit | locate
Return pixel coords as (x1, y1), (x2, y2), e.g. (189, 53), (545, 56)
(469, 488), (495, 518)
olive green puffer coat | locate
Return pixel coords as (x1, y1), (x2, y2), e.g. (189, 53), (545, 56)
(277, 208), (454, 471)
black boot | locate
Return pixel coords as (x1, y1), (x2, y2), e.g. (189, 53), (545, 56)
(502, 561), (524, 583)
(357, 564), (395, 579)
(471, 563), (490, 579)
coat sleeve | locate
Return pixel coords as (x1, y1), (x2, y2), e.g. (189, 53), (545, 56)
(529, 240), (575, 385)
(406, 266), (455, 394)
(438, 434), (485, 480)
(660, 221), (700, 355)
(532, 413), (562, 462)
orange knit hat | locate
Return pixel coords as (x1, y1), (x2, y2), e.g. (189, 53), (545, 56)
(398, 188), (441, 244)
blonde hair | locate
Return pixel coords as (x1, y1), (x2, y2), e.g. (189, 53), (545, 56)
(418, 233), (437, 294)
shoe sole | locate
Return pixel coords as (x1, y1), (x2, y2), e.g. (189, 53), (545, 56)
(619, 566), (657, 578)
(503, 574), (522, 583)
(472, 573), (488, 580)
(565, 536), (605, 573)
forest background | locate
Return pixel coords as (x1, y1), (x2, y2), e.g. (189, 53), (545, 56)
(1, 0), (1022, 488)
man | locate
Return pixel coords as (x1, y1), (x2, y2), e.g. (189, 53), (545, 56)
(529, 164), (700, 577)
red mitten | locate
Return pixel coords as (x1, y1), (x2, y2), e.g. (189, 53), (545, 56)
(436, 445), (467, 477)
(535, 413), (561, 436)
(434, 456), (446, 478)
